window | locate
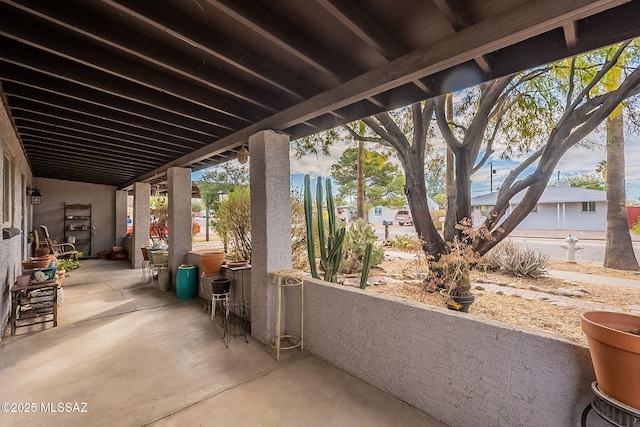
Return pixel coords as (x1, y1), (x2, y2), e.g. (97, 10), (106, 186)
(374, 207), (382, 216)
(3, 153), (13, 226)
(581, 201), (596, 212)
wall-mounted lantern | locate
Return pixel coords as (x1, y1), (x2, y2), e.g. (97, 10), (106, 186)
(26, 186), (42, 205)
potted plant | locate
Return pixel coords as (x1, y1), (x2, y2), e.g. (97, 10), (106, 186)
(580, 311), (640, 409)
(432, 238), (478, 312)
(429, 219), (488, 313)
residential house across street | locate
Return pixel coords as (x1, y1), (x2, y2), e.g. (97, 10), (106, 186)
(471, 182), (607, 230)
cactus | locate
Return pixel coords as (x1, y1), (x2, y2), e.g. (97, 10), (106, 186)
(303, 175), (318, 279)
(359, 243), (374, 289)
(303, 175), (344, 283)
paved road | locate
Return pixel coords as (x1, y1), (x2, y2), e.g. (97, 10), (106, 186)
(373, 224), (640, 263)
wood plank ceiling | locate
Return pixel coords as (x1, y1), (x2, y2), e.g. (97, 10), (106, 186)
(1, 0), (640, 189)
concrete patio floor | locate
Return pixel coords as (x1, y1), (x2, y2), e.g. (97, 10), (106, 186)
(1, 260), (447, 427)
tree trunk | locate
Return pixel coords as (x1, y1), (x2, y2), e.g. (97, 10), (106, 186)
(404, 157), (444, 257)
(357, 138), (365, 221)
(444, 94), (457, 241)
(603, 71), (639, 270)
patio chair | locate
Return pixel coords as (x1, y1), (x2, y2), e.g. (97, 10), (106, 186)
(32, 228), (50, 256)
(39, 225), (79, 261)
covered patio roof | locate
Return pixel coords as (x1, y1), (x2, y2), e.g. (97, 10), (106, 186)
(2, 0), (640, 188)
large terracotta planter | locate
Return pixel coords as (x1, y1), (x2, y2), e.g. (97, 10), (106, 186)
(580, 311), (640, 410)
(200, 252), (225, 275)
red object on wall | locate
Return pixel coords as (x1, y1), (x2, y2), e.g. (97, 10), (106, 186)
(627, 206), (640, 228)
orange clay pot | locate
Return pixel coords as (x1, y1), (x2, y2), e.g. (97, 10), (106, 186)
(580, 311), (640, 410)
(200, 252), (225, 276)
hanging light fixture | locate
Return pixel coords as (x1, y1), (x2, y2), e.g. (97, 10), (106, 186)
(237, 145), (249, 164)
(26, 186), (42, 205)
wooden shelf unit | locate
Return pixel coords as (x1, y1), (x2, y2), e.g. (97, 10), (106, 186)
(64, 203), (92, 259)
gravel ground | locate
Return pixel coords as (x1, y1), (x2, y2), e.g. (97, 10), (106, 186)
(346, 255), (640, 346)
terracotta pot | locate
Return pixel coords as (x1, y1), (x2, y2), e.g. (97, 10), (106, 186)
(580, 311), (640, 410)
(200, 252), (225, 275)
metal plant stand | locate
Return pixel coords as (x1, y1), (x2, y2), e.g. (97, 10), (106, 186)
(270, 269), (304, 361)
(224, 265), (250, 343)
(581, 382), (640, 427)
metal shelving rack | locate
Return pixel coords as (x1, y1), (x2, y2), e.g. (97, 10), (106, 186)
(63, 203), (92, 259)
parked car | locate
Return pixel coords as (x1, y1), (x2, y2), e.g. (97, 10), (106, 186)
(395, 210), (413, 226)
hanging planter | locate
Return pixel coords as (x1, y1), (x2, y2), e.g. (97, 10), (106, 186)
(580, 311), (640, 410)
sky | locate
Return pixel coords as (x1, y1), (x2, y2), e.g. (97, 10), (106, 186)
(285, 133), (640, 202)
(193, 129), (640, 204)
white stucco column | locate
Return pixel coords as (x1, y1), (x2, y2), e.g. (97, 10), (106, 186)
(115, 189), (128, 247)
(132, 182), (150, 269)
(167, 166), (192, 287)
(249, 130), (292, 345)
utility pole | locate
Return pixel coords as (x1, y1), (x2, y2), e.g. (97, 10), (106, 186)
(490, 162), (496, 193)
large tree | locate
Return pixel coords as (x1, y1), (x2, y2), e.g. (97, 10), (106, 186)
(297, 42), (640, 261)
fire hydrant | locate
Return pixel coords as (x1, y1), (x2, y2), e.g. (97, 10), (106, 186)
(560, 235), (582, 263)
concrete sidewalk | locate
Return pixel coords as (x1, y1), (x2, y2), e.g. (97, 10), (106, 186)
(0, 260), (446, 427)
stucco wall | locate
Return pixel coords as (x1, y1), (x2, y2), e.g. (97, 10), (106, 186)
(33, 178), (117, 258)
(1, 96), (33, 339)
(296, 278), (607, 427)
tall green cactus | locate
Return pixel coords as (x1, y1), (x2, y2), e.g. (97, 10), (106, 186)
(359, 243), (374, 289)
(303, 175), (344, 283)
(303, 175), (318, 279)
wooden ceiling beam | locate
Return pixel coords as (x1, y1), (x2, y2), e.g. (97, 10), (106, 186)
(201, 0), (358, 84)
(13, 109), (202, 153)
(17, 123), (181, 158)
(100, 0), (316, 100)
(22, 137), (160, 169)
(315, 0), (406, 61)
(8, 95), (210, 148)
(0, 0), (292, 113)
(0, 71), (228, 138)
(0, 8), (263, 125)
(0, 41), (245, 131)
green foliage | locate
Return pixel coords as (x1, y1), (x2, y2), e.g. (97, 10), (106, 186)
(290, 190), (309, 270)
(191, 200), (204, 215)
(432, 194), (445, 208)
(425, 154), (445, 197)
(340, 219), (384, 274)
(384, 234), (420, 251)
(57, 258), (80, 272)
(632, 219), (640, 235)
(330, 147), (404, 208)
(196, 163), (249, 220)
(216, 186), (251, 261)
(481, 240), (549, 277)
(568, 172), (605, 190)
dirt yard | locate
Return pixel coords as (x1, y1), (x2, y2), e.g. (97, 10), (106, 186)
(341, 253), (640, 346)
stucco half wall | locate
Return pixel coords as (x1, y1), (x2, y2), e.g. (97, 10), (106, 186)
(292, 277), (604, 427)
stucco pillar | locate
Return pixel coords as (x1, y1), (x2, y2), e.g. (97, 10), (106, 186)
(115, 189), (128, 247)
(249, 130), (292, 345)
(167, 166), (192, 287)
(132, 182), (150, 269)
